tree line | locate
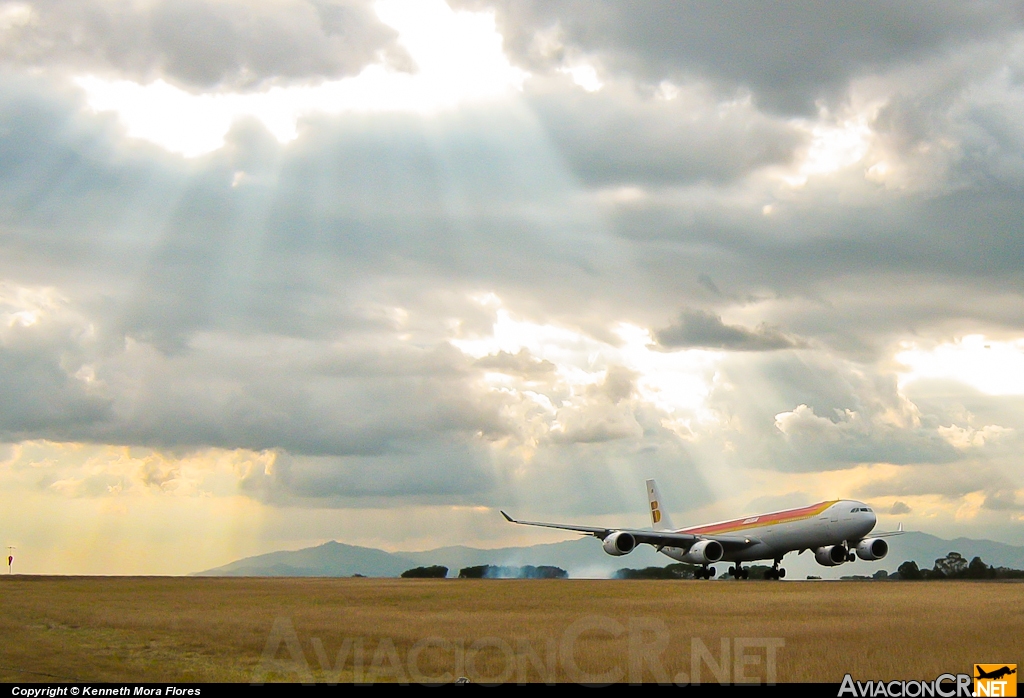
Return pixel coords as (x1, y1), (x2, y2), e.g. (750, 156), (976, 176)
(400, 564), (568, 579)
(398, 552), (1024, 580)
(887, 552), (1024, 580)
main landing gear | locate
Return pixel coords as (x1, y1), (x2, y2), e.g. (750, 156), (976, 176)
(765, 559), (786, 580)
(729, 561), (787, 580)
(697, 566), (716, 580)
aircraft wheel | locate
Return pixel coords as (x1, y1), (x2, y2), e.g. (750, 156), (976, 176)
(707, 567), (715, 579)
(730, 566), (738, 578)
(847, 552), (856, 562)
(742, 569), (749, 580)
(779, 568), (786, 578)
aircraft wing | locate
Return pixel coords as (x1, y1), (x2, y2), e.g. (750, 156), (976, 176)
(500, 511), (760, 550)
(700, 534), (762, 551)
(866, 522), (905, 538)
(629, 531), (760, 551)
(500, 511), (614, 537)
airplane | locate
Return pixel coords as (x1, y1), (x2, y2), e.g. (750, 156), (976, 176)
(975, 667), (1016, 681)
(501, 479), (903, 579)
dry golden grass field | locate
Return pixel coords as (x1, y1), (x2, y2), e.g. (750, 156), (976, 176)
(0, 576), (1020, 684)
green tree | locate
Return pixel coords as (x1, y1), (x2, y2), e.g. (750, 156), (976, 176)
(458, 565), (491, 578)
(401, 565), (448, 578)
(520, 565), (568, 579)
(613, 563), (703, 579)
(967, 557), (994, 579)
(933, 552), (968, 578)
(897, 560), (922, 580)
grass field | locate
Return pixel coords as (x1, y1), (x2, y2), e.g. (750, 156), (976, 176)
(1, 576), (1020, 684)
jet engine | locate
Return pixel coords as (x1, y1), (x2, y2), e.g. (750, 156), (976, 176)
(855, 538), (888, 561)
(602, 531), (636, 556)
(680, 539), (724, 565)
(814, 545), (848, 566)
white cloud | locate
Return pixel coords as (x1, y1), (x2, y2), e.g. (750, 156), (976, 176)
(451, 302), (723, 427)
(897, 335), (1024, 395)
(76, 0), (527, 156)
(0, 2), (32, 31)
(559, 62), (602, 92)
(936, 423), (1010, 449)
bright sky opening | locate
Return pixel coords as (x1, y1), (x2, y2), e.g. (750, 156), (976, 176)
(76, 0), (527, 156)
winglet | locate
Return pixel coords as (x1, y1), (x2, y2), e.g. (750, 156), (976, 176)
(898, 522), (903, 532)
(500, 510), (515, 523)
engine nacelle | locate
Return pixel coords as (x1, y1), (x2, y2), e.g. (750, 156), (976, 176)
(680, 539), (724, 565)
(855, 538), (888, 561)
(602, 531), (636, 556)
(814, 545), (848, 567)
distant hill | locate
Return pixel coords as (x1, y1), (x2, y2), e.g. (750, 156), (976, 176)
(892, 532), (1024, 570)
(193, 541), (418, 578)
(194, 531), (1024, 580)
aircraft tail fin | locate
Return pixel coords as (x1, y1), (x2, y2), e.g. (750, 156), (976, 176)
(646, 479), (675, 531)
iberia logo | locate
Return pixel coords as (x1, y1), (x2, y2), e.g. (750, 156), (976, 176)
(974, 665), (1017, 697)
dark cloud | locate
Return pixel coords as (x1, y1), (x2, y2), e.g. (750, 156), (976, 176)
(591, 365), (637, 404)
(239, 436), (495, 503)
(524, 76), (803, 185)
(890, 501), (912, 515)
(771, 403), (958, 469)
(0, 326), (111, 437)
(547, 405), (641, 444)
(474, 349), (556, 377)
(656, 309), (799, 351)
(0, 72), (1015, 475)
(615, 186), (1024, 363)
(506, 434), (712, 517)
(2, 15), (1024, 523)
(856, 463), (1013, 499)
(0, 0), (408, 90)
(703, 351), (963, 471)
(454, 0), (1024, 113)
(983, 490), (1024, 511)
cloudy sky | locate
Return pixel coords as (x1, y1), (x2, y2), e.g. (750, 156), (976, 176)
(2, 0), (1024, 574)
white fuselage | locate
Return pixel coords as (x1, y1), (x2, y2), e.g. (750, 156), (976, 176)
(657, 500), (877, 564)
